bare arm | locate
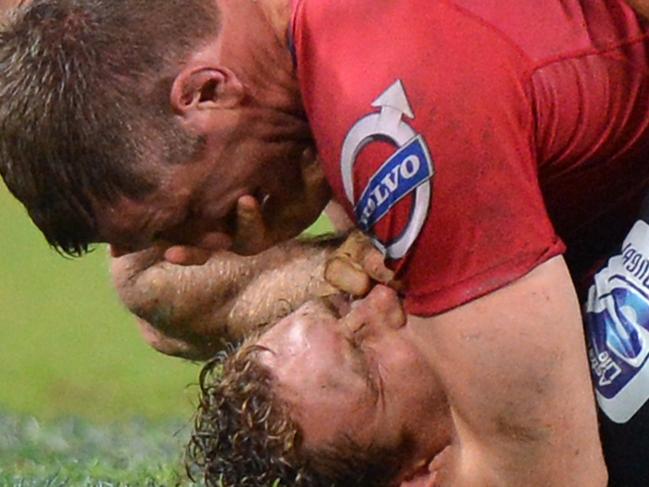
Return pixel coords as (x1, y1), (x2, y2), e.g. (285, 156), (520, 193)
(410, 256), (606, 486)
(112, 240), (337, 360)
(112, 200), (381, 360)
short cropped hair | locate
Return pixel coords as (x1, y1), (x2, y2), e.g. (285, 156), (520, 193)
(187, 340), (413, 487)
(0, 0), (219, 255)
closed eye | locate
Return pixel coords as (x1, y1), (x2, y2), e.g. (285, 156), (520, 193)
(346, 337), (380, 402)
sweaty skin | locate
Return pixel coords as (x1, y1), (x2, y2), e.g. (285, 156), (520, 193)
(114, 234), (604, 485)
(4, 0), (621, 483)
(117, 244), (604, 485)
(0, 0), (18, 12)
(255, 257), (604, 487)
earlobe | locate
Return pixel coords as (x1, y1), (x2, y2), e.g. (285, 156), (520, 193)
(170, 67), (244, 116)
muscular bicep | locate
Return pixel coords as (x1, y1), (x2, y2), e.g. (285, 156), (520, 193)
(411, 256), (606, 486)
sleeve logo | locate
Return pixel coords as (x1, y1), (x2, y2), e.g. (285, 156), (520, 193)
(340, 80), (434, 259)
(586, 220), (649, 423)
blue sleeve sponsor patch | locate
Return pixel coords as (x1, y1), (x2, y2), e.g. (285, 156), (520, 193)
(587, 220), (649, 423)
(354, 135), (433, 232)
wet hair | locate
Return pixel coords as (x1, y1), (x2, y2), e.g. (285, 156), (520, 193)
(187, 339), (413, 487)
(0, 0), (219, 255)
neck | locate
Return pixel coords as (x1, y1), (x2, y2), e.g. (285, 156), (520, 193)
(398, 320), (460, 485)
(256, 0), (294, 44)
(216, 0), (300, 110)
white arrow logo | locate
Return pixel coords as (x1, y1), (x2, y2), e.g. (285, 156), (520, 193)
(340, 80), (434, 260)
(372, 80), (415, 132)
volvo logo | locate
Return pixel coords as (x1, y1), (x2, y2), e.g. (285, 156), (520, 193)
(340, 80), (434, 259)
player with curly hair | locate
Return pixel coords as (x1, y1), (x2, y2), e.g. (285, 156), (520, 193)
(6, 0), (649, 485)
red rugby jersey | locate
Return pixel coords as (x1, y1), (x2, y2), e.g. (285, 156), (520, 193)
(291, 0), (649, 316)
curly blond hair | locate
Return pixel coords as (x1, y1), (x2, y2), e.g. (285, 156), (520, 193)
(186, 339), (412, 487)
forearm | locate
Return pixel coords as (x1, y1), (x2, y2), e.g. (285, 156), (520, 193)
(112, 239), (337, 359)
(226, 242), (338, 330)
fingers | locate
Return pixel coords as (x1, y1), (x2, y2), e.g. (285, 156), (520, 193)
(342, 231), (394, 284)
(229, 148), (330, 254)
(324, 230), (397, 296)
(335, 230), (371, 262)
(341, 285), (406, 332)
(233, 195), (270, 255)
(362, 247), (395, 283)
(325, 231), (370, 295)
(324, 255), (372, 297)
(366, 284), (406, 329)
(300, 149), (331, 214)
(163, 245), (212, 266)
(162, 232), (232, 266)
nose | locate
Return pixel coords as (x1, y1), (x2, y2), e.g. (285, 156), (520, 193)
(342, 285), (406, 333)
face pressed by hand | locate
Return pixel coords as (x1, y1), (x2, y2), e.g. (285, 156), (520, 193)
(96, 143), (329, 263)
(96, 159), (242, 259)
(91, 0), (332, 263)
(255, 286), (450, 477)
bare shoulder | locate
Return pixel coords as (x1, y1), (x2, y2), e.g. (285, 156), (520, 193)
(409, 257), (607, 486)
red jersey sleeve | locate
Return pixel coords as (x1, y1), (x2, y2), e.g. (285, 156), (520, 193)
(293, 0), (565, 316)
(368, 34), (565, 316)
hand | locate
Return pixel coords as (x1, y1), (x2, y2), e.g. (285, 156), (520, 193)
(162, 233), (232, 266)
(324, 230), (397, 297)
(232, 148), (331, 255)
(109, 229), (233, 266)
(110, 237), (342, 359)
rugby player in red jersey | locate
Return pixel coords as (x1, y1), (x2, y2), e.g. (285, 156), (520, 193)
(3, 0), (649, 484)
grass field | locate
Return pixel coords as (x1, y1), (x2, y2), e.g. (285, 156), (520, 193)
(0, 182), (200, 485)
(0, 414), (193, 486)
(0, 181), (331, 485)
(0, 184), (201, 423)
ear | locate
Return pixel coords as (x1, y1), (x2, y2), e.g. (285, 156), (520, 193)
(170, 66), (244, 115)
(398, 460), (439, 487)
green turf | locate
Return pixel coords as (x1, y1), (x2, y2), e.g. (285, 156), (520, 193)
(0, 411), (196, 486)
(0, 181), (332, 484)
(0, 183), (202, 422)
(0, 182), (202, 483)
